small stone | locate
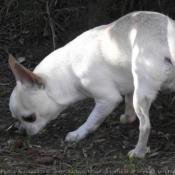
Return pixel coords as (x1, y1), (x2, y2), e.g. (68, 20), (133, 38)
(33, 157), (54, 164)
(150, 130), (157, 135)
(157, 132), (164, 135)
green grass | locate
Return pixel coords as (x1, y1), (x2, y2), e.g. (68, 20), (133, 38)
(120, 148), (150, 175)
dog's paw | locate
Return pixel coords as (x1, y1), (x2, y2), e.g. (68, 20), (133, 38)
(65, 125), (90, 142)
(128, 147), (150, 158)
(120, 114), (136, 123)
(120, 114), (128, 123)
(65, 131), (83, 142)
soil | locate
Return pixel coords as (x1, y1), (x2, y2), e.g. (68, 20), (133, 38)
(0, 44), (175, 175)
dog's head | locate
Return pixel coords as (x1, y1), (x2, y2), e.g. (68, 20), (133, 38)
(9, 55), (61, 136)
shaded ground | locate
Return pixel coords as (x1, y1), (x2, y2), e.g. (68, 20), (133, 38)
(0, 45), (175, 175)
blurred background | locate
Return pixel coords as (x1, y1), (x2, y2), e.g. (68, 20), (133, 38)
(1, 0), (175, 59)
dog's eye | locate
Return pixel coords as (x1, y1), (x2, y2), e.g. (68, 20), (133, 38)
(22, 113), (36, 122)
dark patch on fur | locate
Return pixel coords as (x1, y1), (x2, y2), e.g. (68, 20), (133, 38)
(165, 57), (172, 64)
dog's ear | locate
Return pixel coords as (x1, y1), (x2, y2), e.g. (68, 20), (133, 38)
(9, 55), (43, 89)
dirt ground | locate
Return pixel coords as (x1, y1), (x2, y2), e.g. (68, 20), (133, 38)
(0, 43), (175, 175)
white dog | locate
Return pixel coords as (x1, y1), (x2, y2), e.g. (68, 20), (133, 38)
(9, 11), (175, 158)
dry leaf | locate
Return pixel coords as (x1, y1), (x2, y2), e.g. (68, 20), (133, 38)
(33, 157), (54, 164)
(8, 139), (23, 152)
(27, 148), (39, 156)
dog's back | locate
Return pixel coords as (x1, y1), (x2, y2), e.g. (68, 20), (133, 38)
(34, 11), (174, 97)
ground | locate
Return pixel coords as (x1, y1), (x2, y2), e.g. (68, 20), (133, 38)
(0, 45), (175, 175)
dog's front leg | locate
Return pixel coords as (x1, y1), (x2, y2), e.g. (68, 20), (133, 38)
(65, 93), (123, 142)
(120, 93), (136, 123)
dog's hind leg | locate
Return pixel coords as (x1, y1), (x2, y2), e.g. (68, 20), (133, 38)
(120, 93), (136, 123)
(128, 90), (153, 158)
(128, 58), (159, 157)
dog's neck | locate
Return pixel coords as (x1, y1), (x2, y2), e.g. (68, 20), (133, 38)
(33, 46), (87, 106)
